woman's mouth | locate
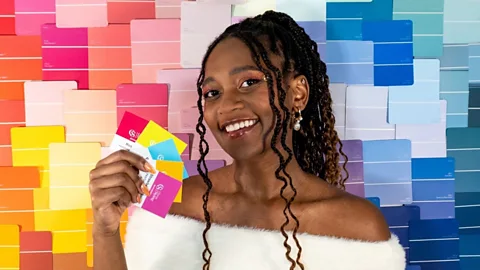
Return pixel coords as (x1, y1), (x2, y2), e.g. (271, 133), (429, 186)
(222, 119), (259, 139)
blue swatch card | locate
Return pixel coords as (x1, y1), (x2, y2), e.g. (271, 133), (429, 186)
(455, 192), (480, 235)
(362, 20), (414, 86)
(446, 128), (480, 192)
(409, 219), (460, 270)
(444, 0), (480, 44)
(459, 233), (480, 269)
(411, 157), (455, 219)
(276, 0), (326, 21)
(363, 139), (412, 206)
(381, 205), (420, 249)
(148, 139), (188, 178)
(388, 59), (441, 124)
(469, 44), (480, 86)
(469, 88), (480, 127)
(297, 21), (326, 60)
(325, 40), (373, 84)
(406, 266), (421, 270)
(340, 140), (364, 197)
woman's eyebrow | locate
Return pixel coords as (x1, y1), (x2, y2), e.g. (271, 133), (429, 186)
(202, 65), (260, 87)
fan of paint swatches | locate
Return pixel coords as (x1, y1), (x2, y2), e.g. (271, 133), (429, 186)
(276, 0), (326, 21)
(363, 139), (412, 206)
(20, 231), (53, 270)
(446, 128), (480, 193)
(439, 44), (469, 128)
(388, 59), (441, 124)
(0, 35), (42, 100)
(88, 25), (132, 89)
(107, 0), (155, 23)
(130, 19), (181, 83)
(325, 0), (393, 40)
(395, 100), (447, 158)
(362, 20), (414, 86)
(444, 0), (480, 43)
(49, 142), (101, 210)
(136, 119), (187, 153)
(232, 0), (274, 16)
(408, 219), (461, 269)
(0, 225), (20, 270)
(184, 160), (226, 176)
(24, 80), (78, 126)
(0, 166), (40, 212)
(155, 0), (187, 18)
(0, 100), (25, 166)
(330, 83), (346, 139)
(325, 40), (374, 85)
(0, 0), (15, 34)
(14, 0), (56, 35)
(297, 21), (326, 59)
(392, 0), (444, 58)
(173, 133), (192, 160)
(340, 140), (364, 197)
(41, 24), (89, 89)
(411, 157), (455, 219)
(380, 205), (420, 260)
(180, 2), (231, 68)
(455, 192), (480, 269)
(64, 89), (117, 146)
(55, 0), (107, 28)
(110, 111), (149, 151)
(345, 85), (395, 140)
(34, 209), (87, 254)
(116, 83), (168, 128)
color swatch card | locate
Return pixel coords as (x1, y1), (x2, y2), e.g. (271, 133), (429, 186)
(330, 83), (346, 140)
(55, 0), (108, 28)
(363, 139), (412, 206)
(64, 90), (117, 146)
(41, 24), (90, 89)
(444, 0), (480, 43)
(24, 80), (78, 126)
(440, 44), (470, 128)
(388, 59), (441, 124)
(345, 85), (395, 140)
(458, 232), (480, 269)
(49, 142), (101, 210)
(155, 159), (186, 202)
(0, 0), (15, 34)
(184, 160), (226, 176)
(380, 205), (420, 249)
(362, 20), (414, 86)
(325, 40), (374, 85)
(88, 24), (132, 89)
(411, 158), (455, 220)
(408, 219), (460, 269)
(297, 21), (326, 59)
(0, 35), (42, 101)
(455, 192), (480, 234)
(0, 100), (25, 166)
(232, 0), (275, 16)
(340, 140), (364, 197)
(0, 225), (20, 270)
(469, 89), (480, 127)
(395, 100), (447, 158)
(130, 19), (181, 83)
(470, 43), (480, 86)
(446, 128), (480, 193)
(116, 83), (168, 128)
(14, 0), (56, 35)
(20, 231), (53, 270)
(180, 2), (231, 68)
(155, 0), (187, 18)
(107, 0), (155, 23)
(392, 0), (444, 58)
(0, 166), (40, 211)
(276, 0), (326, 21)
(110, 111), (149, 152)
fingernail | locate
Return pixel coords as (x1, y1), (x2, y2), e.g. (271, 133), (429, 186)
(141, 184), (150, 197)
(144, 162), (156, 174)
(137, 194), (141, 203)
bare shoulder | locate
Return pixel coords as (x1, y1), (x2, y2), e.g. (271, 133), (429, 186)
(301, 192), (391, 242)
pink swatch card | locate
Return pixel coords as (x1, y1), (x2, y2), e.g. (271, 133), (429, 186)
(55, 0), (108, 28)
(107, 0), (155, 23)
(155, 0), (187, 19)
(41, 24), (89, 89)
(110, 111), (149, 151)
(24, 80), (78, 126)
(14, 0), (55, 35)
(130, 19), (181, 83)
(116, 83), (168, 128)
(156, 68), (199, 132)
(139, 171), (182, 218)
(172, 133), (191, 160)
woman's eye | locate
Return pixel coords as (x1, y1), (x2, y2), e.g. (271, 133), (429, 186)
(203, 90), (219, 99)
(240, 79), (260, 88)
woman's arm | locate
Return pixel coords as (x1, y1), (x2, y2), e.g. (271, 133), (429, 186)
(93, 229), (128, 270)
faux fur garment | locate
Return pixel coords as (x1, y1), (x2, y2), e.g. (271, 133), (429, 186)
(124, 208), (406, 270)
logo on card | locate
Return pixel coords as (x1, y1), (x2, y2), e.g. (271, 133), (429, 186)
(129, 129), (140, 139)
(157, 154), (164, 160)
(150, 140), (156, 146)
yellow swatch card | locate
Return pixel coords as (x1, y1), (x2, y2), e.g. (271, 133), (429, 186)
(136, 120), (187, 154)
(49, 142), (101, 210)
(0, 224), (20, 269)
(156, 160), (184, 202)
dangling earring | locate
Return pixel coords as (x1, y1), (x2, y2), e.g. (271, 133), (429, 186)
(293, 109), (303, 131)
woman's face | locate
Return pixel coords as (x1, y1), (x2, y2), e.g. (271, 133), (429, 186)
(201, 37), (309, 161)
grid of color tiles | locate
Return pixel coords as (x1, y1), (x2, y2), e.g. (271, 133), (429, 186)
(0, 0), (479, 269)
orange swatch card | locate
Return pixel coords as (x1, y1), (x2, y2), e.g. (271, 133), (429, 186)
(0, 0), (15, 34)
(107, 0), (155, 23)
(0, 35), (42, 100)
(88, 25), (132, 89)
(63, 90), (117, 146)
(0, 166), (40, 211)
(20, 231), (53, 270)
(0, 100), (25, 166)
(49, 142), (101, 210)
(0, 224), (20, 269)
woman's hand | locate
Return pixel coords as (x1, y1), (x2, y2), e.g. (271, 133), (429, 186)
(89, 150), (155, 237)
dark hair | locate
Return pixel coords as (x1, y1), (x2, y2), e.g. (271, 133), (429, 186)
(195, 10), (348, 270)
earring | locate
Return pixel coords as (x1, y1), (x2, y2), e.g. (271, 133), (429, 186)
(293, 110), (303, 131)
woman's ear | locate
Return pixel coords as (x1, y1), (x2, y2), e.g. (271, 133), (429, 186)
(291, 75), (309, 110)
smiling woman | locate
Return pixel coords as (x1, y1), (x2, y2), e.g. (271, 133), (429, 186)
(89, 10), (406, 270)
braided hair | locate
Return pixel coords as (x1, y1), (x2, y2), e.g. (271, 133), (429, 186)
(195, 10), (348, 270)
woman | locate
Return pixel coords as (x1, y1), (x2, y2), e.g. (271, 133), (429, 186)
(89, 11), (406, 270)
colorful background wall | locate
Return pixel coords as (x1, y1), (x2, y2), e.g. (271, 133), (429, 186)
(0, 0), (479, 269)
